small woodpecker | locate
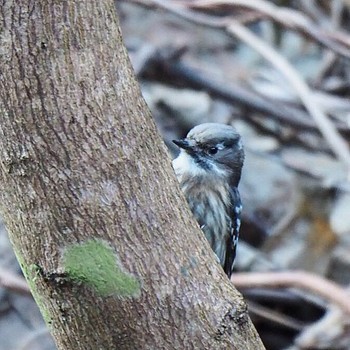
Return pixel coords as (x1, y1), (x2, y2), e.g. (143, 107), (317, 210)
(173, 123), (244, 278)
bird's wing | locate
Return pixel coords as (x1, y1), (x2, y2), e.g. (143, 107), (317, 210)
(223, 187), (242, 278)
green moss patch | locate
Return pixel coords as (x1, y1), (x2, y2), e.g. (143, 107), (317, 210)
(63, 239), (140, 298)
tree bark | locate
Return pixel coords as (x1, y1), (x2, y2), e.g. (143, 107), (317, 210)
(0, 1), (265, 349)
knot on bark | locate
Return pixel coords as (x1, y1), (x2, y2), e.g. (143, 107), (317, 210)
(215, 301), (249, 341)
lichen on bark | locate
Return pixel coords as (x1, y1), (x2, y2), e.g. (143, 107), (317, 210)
(63, 239), (141, 297)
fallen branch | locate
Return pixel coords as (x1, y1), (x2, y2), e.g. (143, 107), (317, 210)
(187, 0), (350, 58)
(0, 267), (31, 295)
(132, 0), (350, 175)
(231, 271), (350, 315)
(144, 55), (350, 136)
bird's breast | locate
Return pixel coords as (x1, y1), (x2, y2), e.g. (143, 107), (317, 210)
(180, 177), (231, 265)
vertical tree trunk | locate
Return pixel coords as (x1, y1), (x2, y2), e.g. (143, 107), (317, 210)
(0, 1), (265, 349)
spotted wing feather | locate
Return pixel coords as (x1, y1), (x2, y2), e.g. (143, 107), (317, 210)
(223, 187), (242, 278)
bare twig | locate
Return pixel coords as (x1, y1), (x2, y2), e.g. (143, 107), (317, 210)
(0, 267), (31, 295)
(231, 271), (350, 315)
(131, 0), (350, 176)
(247, 300), (306, 331)
(225, 21), (350, 171)
(187, 0), (350, 58)
(19, 328), (52, 350)
(299, 0), (328, 24)
(148, 58), (331, 131)
(137, 45), (350, 138)
(295, 305), (350, 349)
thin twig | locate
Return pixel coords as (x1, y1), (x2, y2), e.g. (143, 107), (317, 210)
(0, 267), (31, 295)
(231, 271), (350, 315)
(247, 300), (306, 331)
(295, 305), (350, 349)
(299, 0), (328, 24)
(18, 328), (51, 350)
(133, 0), (350, 176)
(225, 21), (350, 171)
(187, 0), (350, 58)
(150, 59), (329, 131)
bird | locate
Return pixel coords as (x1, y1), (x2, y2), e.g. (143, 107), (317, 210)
(172, 123), (244, 278)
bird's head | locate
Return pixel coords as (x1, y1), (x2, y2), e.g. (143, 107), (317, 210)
(173, 123), (244, 186)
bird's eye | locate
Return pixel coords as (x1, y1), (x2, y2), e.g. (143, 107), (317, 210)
(208, 147), (218, 155)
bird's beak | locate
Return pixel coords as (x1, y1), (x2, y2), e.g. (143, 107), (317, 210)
(172, 139), (194, 152)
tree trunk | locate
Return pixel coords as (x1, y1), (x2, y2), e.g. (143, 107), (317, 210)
(0, 1), (265, 349)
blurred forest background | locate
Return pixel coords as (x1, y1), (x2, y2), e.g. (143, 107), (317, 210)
(1, 1), (350, 349)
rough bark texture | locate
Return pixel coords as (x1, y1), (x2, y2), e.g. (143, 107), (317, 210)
(0, 1), (265, 349)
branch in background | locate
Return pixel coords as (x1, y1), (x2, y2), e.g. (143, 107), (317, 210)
(132, 0), (350, 176)
(187, 0), (350, 58)
(247, 300), (306, 331)
(0, 267), (31, 295)
(142, 53), (350, 137)
(295, 305), (350, 349)
(224, 20), (350, 172)
(231, 271), (350, 315)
